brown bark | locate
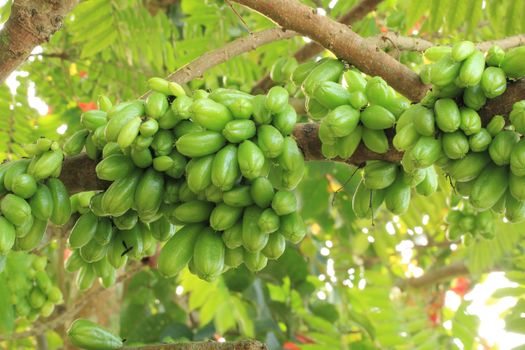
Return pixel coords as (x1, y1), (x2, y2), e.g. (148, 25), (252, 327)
(479, 78), (525, 124)
(233, 0), (428, 102)
(142, 28), (296, 99)
(123, 341), (267, 350)
(292, 123), (402, 165)
(59, 154), (110, 194)
(400, 261), (469, 289)
(252, 0), (383, 93)
(293, 0), (384, 62)
(0, 0), (77, 82)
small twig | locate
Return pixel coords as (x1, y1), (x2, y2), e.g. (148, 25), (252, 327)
(225, 0), (252, 34)
(141, 28), (297, 99)
(331, 166), (361, 206)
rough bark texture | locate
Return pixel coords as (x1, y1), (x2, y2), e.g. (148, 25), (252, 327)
(59, 154), (110, 194)
(372, 32), (525, 53)
(123, 341), (267, 350)
(0, 0), (77, 82)
(234, 0), (429, 102)
(295, 0), (384, 62)
(479, 78), (525, 124)
(252, 0), (384, 93)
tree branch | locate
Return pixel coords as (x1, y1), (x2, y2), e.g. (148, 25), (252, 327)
(141, 28), (296, 99)
(372, 32), (525, 53)
(122, 341), (267, 350)
(58, 123), (403, 195)
(476, 34), (525, 51)
(399, 261), (469, 289)
(295, 0), (385, 61)
(252, 0), (384, 93)
(232, 0), (428, 102)
(0, 0), (78, 82)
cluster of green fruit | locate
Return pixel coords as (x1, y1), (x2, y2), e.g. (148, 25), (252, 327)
(64, 190), (161, 291)
(399, 44), (525, 223)
(2, 252), (63, 322)
(445, 197), (496, 241)
(0, 138), (70, 255)
(271, 57), (431, 217)
(270, 43), (525, 223)
(63, 78), (305, 283)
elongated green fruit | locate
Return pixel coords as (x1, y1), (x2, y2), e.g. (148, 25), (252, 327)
(501, 46), (525, 79)
(337, 125), (363, 158)
(362, 161), (397, 190)
(192, 98), (233, 131)
(1, 194), (31, 226)
(105, 100), (145, 141)
(32, 150), (63, 180)
(81, 110), (107, 131)
(176, 131), (225, 157)
(257, 125), (284, 158)
(210, 203), (243, 231)
(95, 154), (135, 181)
(360, 105), (395, 130)
(67, 319), (123, 350)
(457, 50), (484, 87)
(238, 140), (265, 180)
(117, 116), (142, 149)
(158, 224), (203, 277)
(101, 171), (142, 217)
(134, 168), (164, 221)
(0, 216), (15, 254)
(470, 164), (508, 210)
(211, 144), (239, 191)
(193, 228), (225, 281)
(362, 128), (389, 154)
(451, 41), (475, 62)
(69, 212), (99, 249)
(265, 86), (289, 113)
(63, 130), (89, 156)
(186, 155), (214, 194)
(242, 206), (268, 252)
(16, 218), (48, 251)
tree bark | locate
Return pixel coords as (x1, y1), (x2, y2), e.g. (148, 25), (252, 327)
(0, 0), (77, 82)
(123, 341), (267, 350)
(252, 0), (384, 93)
(399, 261), (469, 289)
(479, 78), (525, 124)
(233, 0), (429, 102)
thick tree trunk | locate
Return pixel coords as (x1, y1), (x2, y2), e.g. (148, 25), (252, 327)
(0, 0), (77, 82)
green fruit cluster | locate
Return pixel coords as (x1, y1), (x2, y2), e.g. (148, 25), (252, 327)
(404, 43), (525, 224)
(270, 43), (525, 224)
(445, 199), (495, 241)
(0, 138), (70, 254)
(67, 318), (122, 350)
(2, 252), (63, 322)
(65, 78), (306, 283)
(65, 190), (158, 291)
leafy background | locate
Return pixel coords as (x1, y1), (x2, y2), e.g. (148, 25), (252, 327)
(1, 0), (525, 349)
